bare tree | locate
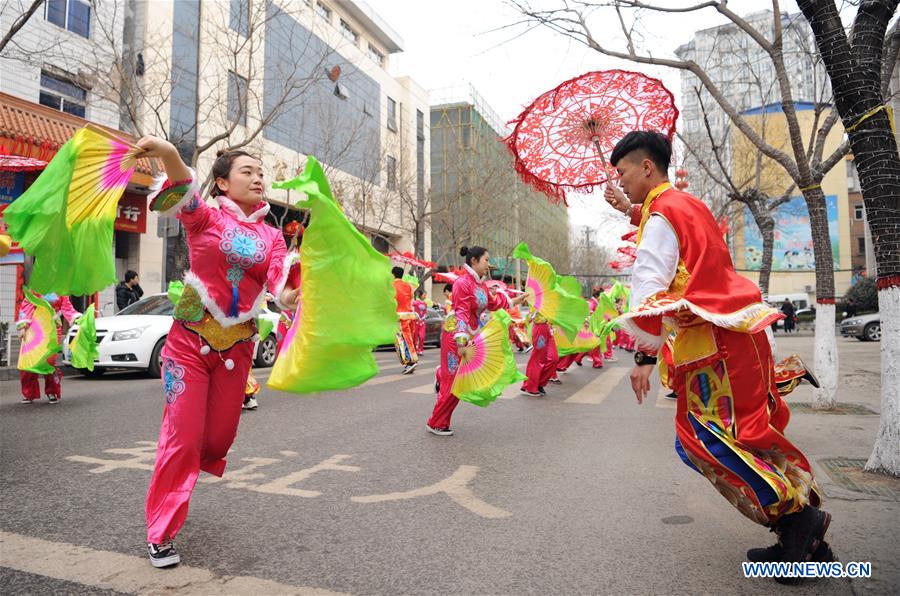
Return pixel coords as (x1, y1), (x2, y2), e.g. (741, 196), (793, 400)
(508, 0), (893, 411)
(679, 89), (797, 296)
(796, 0), (900, 476)
(0, 0), (45, 54)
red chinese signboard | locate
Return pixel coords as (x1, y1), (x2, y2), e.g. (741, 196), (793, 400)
(115, 192), (147, 233)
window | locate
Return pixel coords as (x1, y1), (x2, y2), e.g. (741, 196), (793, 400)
(386, 155), (397, 190)
(228, 71), (248, 126)
(46, 0), (91, 38)
(230, 0), (250, 37)
(340, 19), (359, 45)
(387, 96), (397, 131)
(315, 2), (331, 22)
(416, 109), (424, 140)
(854, 204), (864, 221)
(368, 44), (385, 67)
(857, 237), (866, 253)
(39, 71), (87, 117)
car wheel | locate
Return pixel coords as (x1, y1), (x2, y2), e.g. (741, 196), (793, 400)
(148, 337), (166, 378)
(254, 335), (277, 367)
(864, 322), (881, 342)
(82, 367), (106, 378)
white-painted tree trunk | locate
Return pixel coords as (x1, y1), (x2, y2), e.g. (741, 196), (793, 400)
(813, 303), (838, 410)
(865, 286), (900, 477)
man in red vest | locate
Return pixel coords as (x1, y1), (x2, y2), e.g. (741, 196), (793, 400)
(604, 131), (832, 580)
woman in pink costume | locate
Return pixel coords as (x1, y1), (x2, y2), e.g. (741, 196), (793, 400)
(136, 137), (299, 568)
(17, 292), (80, 403)
(427, 246), (525, 436)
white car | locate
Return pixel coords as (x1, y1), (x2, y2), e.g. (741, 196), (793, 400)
(61, 293), (282, 377)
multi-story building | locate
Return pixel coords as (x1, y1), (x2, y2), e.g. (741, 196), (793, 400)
(429, 85), (569, 284)
(729, 103), (855, 299)
(846, 159), (867, 274)
(0, 0), (155, 321)
(127, 0), (430, 281)
(674, 9), (831, 210)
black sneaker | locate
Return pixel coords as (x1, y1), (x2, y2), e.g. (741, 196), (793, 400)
(549, 378), (562, 384)
(538, 387), (547, 395)
(148, 541), (180, 568)
(747, 539), (835, 563)
(402, 362), (418, 375)
(20, 397), (33, 404)
(47, 395), (60, 404)
(575, 361), (583, 366)
(425, 424), (453, 436)
(520, 388), (542, 397)
(777, 506), (832, 564)
(665, 391), (677, 400)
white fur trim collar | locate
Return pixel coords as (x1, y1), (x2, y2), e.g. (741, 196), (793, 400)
(183, 270), (268, 327)
(464, 264), (485, 282)
(216, 195), (270, 223)
(148, 168), (200, 216)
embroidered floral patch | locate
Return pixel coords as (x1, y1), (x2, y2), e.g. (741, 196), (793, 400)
(447, 352), (460, 375)
(219, 227), (266, 285)
(536, 336), (547, 350)
(162, 358), (186, 404)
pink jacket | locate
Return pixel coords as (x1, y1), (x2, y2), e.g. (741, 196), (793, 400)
(450, 266), (509, 343)
(150, 172), (291, 327)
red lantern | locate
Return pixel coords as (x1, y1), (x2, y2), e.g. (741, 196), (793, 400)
(675, 168), (688, 178)
(675, 180), (688, 191)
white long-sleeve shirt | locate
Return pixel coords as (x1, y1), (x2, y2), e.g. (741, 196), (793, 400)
(630, 215), (679, 308)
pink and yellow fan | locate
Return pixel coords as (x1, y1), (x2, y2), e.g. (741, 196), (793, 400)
(451, 309), (525, 407)
(554, 323), (601, 356)
(17, 288), (62, 375)
(512, 242), (588, 340)
(4, 124), (141, 295)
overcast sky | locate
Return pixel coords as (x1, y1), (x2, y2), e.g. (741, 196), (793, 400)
(371, 0), (809, 249)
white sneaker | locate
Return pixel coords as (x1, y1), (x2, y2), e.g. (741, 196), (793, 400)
(426, 424), (453, 436)
(403, 362), (418, 375)
(242, 396), (259, 410)
(148, 542), (180, 568)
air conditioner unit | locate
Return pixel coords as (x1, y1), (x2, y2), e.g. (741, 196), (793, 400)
(804, 285), (813, 293)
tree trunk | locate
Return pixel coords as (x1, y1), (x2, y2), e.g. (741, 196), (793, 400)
(803, 187), (839, 410)
(746, 201), (776, 298)
(798, 0), (900, 475)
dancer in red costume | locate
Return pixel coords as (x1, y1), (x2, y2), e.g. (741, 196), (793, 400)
(17, 292), (80, 403)
(604, 131), (831, 578)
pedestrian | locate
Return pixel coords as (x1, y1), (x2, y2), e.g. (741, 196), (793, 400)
(136, 137), (299, 569)
(412, 287), (428, 357)
(17, 291), (80, 404)
(116, 270), (144, 311)
(393, 267), (419, 374)
(426, 246), (526, 436)
(843, 298), (857, 319)
(781, 299), (796, 333)
(604, 131), (831, 576)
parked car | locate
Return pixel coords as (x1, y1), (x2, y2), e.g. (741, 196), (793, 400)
(770, 306), (814, 331)
(61, 293), (281, 377)
(840, 312), (881, 342)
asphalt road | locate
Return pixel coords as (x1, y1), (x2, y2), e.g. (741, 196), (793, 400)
(1, 338), (896, 595)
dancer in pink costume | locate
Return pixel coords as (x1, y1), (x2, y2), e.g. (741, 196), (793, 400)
(412, 288), (428, 356)
(427, 246), (526, 436)
(17, 293), (80, 403)
(137, 137), (299, 568)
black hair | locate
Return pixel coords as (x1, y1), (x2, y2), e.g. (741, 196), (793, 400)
(211, 149), (257, 197)
(459, 245), (488, 267)
(125, 270), (139, 282)
(609, 131), (672, 173)
(415, 288), (425, 298)
(591, 287), (602, 298)
(391, 266), (404, 279)
(443, 285), (452, 294)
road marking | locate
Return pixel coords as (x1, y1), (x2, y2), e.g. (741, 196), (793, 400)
(497, 382), (524, 399)
(352, 465), (511, 519)
(655, 385), (677, 409)
(405, 383), (436, 395)
(363, 373), (410, 387)
(0, 530), (346, 595)
(563, 366), (629, 404)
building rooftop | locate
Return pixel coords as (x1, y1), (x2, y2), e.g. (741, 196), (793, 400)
(430, 83), (510, 137)
(337, 0), (404, 53)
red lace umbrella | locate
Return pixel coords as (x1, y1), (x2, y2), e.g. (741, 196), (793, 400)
(505, 70), (679, 205)
(389, 251), (436, 270)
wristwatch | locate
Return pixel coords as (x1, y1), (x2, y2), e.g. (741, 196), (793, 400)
(634, 351), (657, 366)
